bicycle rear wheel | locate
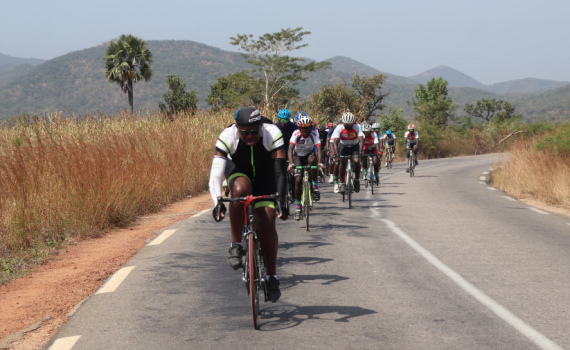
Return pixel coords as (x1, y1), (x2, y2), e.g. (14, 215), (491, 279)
(249, 236), (259, 329)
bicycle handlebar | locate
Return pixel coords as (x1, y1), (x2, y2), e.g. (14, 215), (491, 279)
(216, 193), (283, 220)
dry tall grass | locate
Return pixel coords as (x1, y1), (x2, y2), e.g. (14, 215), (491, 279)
(0, 110), (237, 280)
(493, 138), (570, 209)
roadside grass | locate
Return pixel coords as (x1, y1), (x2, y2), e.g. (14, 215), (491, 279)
(492, 124), (570, 209)
(0, 110), (236, 284)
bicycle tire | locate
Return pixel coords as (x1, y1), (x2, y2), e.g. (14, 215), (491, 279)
(347, 166), (352, 209)
(305, 182), (310, 231)
(249, 236), (259, 329)
(370, 161), (374, 195)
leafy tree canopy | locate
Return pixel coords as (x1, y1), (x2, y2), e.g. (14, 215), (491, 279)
(351, 74), (388, 119)
(230, 27), (331, 108)
(379, 107), (407, 135)
(409, 77), (457, 127)
(464, 98), (522, 123)
(158, 75), (198, 115)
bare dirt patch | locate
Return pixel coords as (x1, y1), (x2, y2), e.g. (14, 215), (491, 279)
(0, 193), (212, 350)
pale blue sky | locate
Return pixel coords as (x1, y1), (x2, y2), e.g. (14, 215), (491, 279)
(1, 0), (568, 84)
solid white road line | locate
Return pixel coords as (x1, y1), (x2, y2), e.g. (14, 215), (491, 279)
(96, 266), (136, 294)
(148, 229), (177, 246)
(487, 187), (497, 191)
(48, 336), (81, 350)
(377, 216), (563, 350)
(527, 207), (550, 215)
(502, 196), (517, 202)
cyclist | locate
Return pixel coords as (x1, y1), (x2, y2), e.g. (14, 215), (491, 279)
(381, 130), (397, 166)
(361, 123), (381, 184)
(331, 112), (364, 193)
(288, 115), (323, 220)
(209, 106), (288, 303)
(404, 124), (419, 172)
(275, 109), (298, 146)
(326, 122), (338, 184)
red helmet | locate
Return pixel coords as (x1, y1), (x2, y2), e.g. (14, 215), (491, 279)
(327, 122), (334, 128)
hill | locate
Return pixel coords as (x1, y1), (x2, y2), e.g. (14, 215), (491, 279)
(0, 53), (45, 67)
(325, 56), (414, 85)
(409, 65), (486, 89)
(485, 78), (570, 94)
(0, 64), (35, 88)
(0, 41), (410, 118)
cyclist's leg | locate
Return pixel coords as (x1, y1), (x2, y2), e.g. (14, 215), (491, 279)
(361, 151), (369, 176)
(372, 153), (380, 174)
(351, 146), (361, 180)
(255, 206), (278, 276)
(228, 171), (252, 244)
(293, 155), (303, 201)
(308, 153), (318, 184)
(338, 144), (348, 188)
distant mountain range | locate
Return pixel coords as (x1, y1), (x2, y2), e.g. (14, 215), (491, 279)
(408, 65), (570, 94)
(0, 42), (569, 121)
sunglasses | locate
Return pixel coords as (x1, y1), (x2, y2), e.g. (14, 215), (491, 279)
(238, 127), (261, 136)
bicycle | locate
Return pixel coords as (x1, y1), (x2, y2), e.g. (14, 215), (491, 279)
(215, 193), (282, 330)
(364, 154), (375, 195)
(296, 165), (316, 231)
(407, 144), (416, 177)
(337, 155), (359, 209)
(385, 144), (394, 169)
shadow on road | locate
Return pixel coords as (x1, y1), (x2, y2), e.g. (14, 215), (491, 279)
(280, 274), (349, 289)
(258, 305), (377, 331)
(310, 223), (368, 230)
(279, 241), (333, 251)
(277, 256), (333, 268)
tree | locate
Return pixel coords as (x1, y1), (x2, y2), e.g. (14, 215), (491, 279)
(206, 71), (263, 110)
(230, 27), (331, 108)
(310, 82), (361, 122)
(104, 34), (153, 113)
(464, 98), (522, 123)
(158, 75), (198, 116)
(409, 77), (457, 127)
(379, 107), (407, 135)
(351, 74), (388, 119)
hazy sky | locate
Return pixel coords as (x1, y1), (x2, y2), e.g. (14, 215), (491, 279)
(1, 0), (568, 85)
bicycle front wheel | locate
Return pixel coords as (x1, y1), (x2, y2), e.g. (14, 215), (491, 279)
(370, 162), (374, 195)
(305, 182), (310, 231)
(249, 236), (259, 329)
(347, 167), (352, 209)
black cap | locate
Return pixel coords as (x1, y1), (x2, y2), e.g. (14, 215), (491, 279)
(235, 107), (263, 127)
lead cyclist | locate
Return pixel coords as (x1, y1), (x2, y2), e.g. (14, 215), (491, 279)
(209, 107), (288, 303)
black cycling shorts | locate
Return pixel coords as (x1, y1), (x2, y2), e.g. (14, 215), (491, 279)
(339, 143), (360, 157)
(225, 159), (275, 198)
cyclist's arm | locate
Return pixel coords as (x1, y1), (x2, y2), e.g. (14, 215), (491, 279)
(287, 142), (295, 165)
(358, 136), (364, 154)
(208, 150), (227, 207)
(271, 148), (288, 220)
(316, 143), (322, 165)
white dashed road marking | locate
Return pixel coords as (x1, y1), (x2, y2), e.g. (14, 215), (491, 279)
(479, 176), (487, 181)
(502, 196), (517, 202)
(479, 181), (485, 185)
(377, 216), (563, 350)
(48, 336), (81, 350)
(148, 229), (177, 246)
(482, 171), (489, 174)
(527, 207), (550, 215)
(487, 187), (497, 191)
(192, 208), (211, 218)
(96, 266), (136, 294)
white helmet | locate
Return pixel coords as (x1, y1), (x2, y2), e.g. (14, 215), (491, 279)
(361, 123), (371, 132)
(297, 115), (313, 128)
(341, 112), (355, 124)
(372, 122), (381, 129)
(408, 124), (415, 131)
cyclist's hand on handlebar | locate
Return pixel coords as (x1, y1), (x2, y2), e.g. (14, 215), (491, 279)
(213, 202), (227, 222)
(287, 164), (295, 174)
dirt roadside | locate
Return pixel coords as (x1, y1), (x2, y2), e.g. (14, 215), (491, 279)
(0, 193), (212, 350)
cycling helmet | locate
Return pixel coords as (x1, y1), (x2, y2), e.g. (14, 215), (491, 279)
(408, 124), (415, 131)
(319, 125), (327, 132)
(386, 130), (392, 135)
(372, 122), (381, 129)
(341, 112), (355, 124)
(297, 115), (313, 128)
(361, 123), (371, 132)
(277, 109), (291, 121)
(294, 111), (308, 122)
(327, 122), (334, 128)
(233, 107), (242, 120)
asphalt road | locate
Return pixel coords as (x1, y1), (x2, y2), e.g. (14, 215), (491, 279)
(46, 154), (570, 350)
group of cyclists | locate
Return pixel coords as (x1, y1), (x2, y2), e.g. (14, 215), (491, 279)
(208, 106), (419, 303)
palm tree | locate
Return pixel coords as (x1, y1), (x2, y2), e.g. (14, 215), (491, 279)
(104, 34), (153, 113)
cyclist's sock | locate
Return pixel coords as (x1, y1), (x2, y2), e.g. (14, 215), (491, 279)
(266, 275), (278, 280)
(311, 180), (318, 189)
(363, 169), (367, 175)
(334, 176), (339, 180)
